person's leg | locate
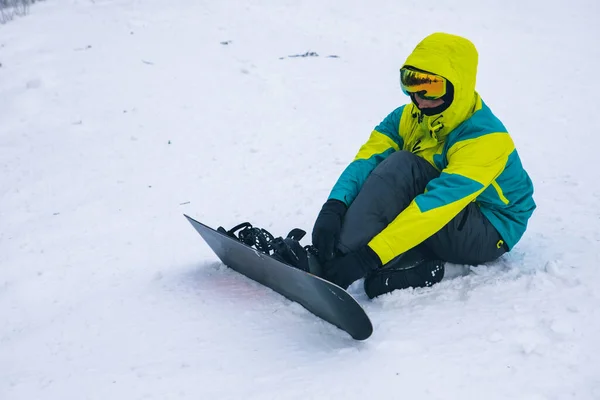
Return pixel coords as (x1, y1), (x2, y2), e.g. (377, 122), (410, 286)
(363, 204), (507, 298)
(334, 150), (508, 298)
(337, 150), (440, 253)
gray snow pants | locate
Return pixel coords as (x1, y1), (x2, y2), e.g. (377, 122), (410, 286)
(338, 151), (507, 266)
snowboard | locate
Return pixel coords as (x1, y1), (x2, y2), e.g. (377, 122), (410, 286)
(184, 214), (373, 340)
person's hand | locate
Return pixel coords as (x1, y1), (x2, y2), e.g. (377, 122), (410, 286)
(323, 246), (382, 289)
(311, 199), (347, 263)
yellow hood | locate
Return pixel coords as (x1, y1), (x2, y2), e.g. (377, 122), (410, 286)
(402, 33), (481, 137)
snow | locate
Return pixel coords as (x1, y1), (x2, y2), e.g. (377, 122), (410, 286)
(1, 0), (600, 399)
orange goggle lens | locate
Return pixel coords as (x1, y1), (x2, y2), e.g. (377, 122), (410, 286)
(400, 68), (447, 100)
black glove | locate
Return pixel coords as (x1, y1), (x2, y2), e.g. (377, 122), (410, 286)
(311, 199), (347, 263)
(324, 246), (382, 289)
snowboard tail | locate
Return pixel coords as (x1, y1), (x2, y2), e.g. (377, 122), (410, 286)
(184, 214), (373, 340)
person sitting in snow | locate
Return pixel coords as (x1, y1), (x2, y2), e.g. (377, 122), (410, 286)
(311, 32), (536, 297)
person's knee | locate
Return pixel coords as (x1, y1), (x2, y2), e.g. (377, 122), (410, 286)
(374, 150), (421, 174)
(371, 150), (438, 190)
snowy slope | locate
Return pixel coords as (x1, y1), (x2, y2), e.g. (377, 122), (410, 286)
(1, 0), (600, 399)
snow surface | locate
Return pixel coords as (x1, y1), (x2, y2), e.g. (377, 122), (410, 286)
(2, 0), (600, 399)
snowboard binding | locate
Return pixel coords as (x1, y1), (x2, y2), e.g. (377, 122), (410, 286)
(217, 222), (274, 253)
(217, 222), (320, 274)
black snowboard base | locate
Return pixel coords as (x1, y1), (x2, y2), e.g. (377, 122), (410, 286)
(184, 214), (373, 340)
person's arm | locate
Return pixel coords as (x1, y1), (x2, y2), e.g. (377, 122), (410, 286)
(328, 106), (405, 206)
(368, 129), (515, 264)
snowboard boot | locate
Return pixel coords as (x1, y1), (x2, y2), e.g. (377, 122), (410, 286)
(363, 246), (445, 299)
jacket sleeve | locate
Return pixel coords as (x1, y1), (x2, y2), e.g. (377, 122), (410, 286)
(368, 130), (515, 264)
(328, 106), (405, 206)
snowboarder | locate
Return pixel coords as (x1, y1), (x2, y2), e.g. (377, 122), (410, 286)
(311, 32), (536, 297)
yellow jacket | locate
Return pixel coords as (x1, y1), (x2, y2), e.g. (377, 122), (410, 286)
(328, 33), (536, 264)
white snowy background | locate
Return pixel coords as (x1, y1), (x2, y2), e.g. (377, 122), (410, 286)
(2, 0), (600, 399)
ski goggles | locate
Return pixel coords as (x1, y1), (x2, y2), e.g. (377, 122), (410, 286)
(400, 68), (448, 100)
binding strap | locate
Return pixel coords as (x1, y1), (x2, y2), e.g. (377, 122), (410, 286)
(217, 222), (275, 253)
